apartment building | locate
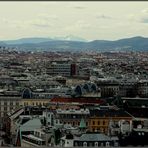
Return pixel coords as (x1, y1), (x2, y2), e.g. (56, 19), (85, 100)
(46, 62), (78, 77)
(88, 108), (132, 134)
(0, 96), (21, 119)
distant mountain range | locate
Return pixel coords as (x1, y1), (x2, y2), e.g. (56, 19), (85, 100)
(1, 36), (148, 52)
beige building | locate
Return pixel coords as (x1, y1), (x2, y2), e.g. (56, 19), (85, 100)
(0, 96), (21, 118)
(22, 98), (49, 107)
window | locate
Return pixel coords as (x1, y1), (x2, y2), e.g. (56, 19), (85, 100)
(75, 142), (78, 146)
(10, 107), (13, 110)
(56, 120), (58, 124)
(103, 121), (105, 125)
(93, 121), (95, 125)
(106, 142), (110, 147)
(10, 101), (13, 106)
(4, 107), (7, 111)
(16, 102), (19, 106)
(86, 122), (88, 126)
(89, 142), (93, 146)
(4, 112), (7, 116)
(100, 128), (103, 132)
(98, 121), (100, 125)
(40, 134), (44, 138)
(83, 142), (87, 147)
(4, 102), (7, 106)
(95, 142), (98, 147)
(114, 142), (118, 147)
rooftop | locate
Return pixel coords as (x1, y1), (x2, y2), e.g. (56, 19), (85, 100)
(90, 109), (132, 118)
(76, 133), (118, 142)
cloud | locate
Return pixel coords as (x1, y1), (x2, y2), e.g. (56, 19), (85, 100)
(38, 13), (58, 20)
(127, 14), (138, 22)
(1, 18), (53, 29)
(64, 20), (91, 32)
(141, 9), (148, 14)
(1, 18), (9, 24)
(32, 24), (51, 28)
(8, 20), (27, 29)
(28, 19), (53, 28)
(140, 17), (148, 23)
(140, 10), (148, 23)
(75, 20), (91, 29)
(96, 14), (113, 19)
(67, 2), (86, 10)
(127, 13), (148, 24)
(73, 6), (86, 9)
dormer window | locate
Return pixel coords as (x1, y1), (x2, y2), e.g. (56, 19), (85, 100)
(106, 142), (110, 147)
(95, 142), (98, 147)
(83, 142), (87, 147)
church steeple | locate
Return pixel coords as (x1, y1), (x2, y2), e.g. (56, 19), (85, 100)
(79, 118), (86, 130)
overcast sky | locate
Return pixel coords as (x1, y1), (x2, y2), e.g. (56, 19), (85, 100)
(0, 2), (148, 41)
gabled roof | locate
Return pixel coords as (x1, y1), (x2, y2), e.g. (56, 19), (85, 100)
(20, 118), (42, 132)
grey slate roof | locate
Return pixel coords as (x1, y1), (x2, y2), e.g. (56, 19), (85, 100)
(20, 118), (42, 132)
(77, 133), (112, 142)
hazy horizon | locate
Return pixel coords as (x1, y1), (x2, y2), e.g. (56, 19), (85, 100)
(0, 2), (148, 41)
(1, 35), (148, 42)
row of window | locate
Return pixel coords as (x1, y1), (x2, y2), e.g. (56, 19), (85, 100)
(62, 121), (88, 126)
(74, 141), (112, 147)
(0, 112), (9, 117)
(92, 128), (107, 133)
(22, 136), (45, 146)
(0, 101), (19, 106)
(92, 120), (107, 126)
(34, 131), (44, 139)
(59, 114), (88, 119)
(56, 120), (107, 127)
(23, 102), (48, 106)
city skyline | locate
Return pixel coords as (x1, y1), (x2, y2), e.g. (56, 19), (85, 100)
(0, 2), (148, 41)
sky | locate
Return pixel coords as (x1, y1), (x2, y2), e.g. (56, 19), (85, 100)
(0, 2), (148, 41)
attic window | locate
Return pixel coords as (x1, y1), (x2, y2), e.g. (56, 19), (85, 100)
(138, 132), (141, 136)
(95, 142), (98, 147)
(83, 142), (87, 147)
(106, 142), (110, 147)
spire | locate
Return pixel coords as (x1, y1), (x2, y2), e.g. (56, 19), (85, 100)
(15, 128), (22, 147)
(79, 118), (86, 129)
